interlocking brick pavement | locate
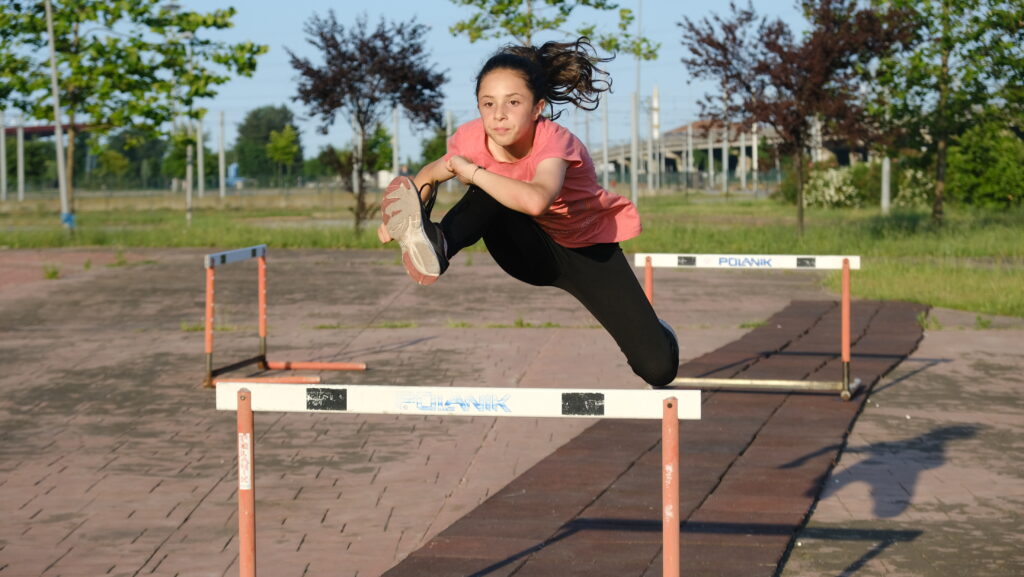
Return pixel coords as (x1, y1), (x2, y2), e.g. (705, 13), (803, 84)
(3, 248), (1019, 577)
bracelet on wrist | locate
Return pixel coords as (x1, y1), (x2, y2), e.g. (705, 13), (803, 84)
(471, 165), (482, 185)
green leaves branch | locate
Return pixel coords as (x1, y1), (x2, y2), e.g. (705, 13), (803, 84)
(449, 0), (659, 60)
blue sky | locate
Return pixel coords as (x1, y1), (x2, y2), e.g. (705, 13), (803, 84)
(176, 0), (805, 161)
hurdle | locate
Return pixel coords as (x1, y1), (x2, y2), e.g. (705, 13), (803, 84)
(636, 253), (861, 400)
(203, 245), (367, 387)
(216, 382), (701, 577)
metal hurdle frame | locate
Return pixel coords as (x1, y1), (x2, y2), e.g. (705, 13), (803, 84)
(203, 245), (367, 387)
(636, 253), (861, 400)
(216, 382), (701, 577)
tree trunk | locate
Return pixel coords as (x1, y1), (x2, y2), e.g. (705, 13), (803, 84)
(933, 136), (947, 225)
(932, 0), (951, 226)
(66, 120), (76, 215)
(353, 128), (366, 233)
(795, 148), (805, 237)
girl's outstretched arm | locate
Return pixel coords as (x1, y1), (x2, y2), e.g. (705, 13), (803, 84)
(447, 155), (567, 217)
(413, 158), (456, 201)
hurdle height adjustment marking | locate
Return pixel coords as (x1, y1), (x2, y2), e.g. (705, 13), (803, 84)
(637, 253), (861, 400)
(236, 390), (256, 577)
(218, 383), (699, 577)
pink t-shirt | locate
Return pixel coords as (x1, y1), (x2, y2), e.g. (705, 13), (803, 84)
(444, 117), (641, 248)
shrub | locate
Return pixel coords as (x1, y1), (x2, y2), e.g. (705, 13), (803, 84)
(948, 122), (1024, 208)
(803, 166), (861, 208)
(893, 168), (934, 208)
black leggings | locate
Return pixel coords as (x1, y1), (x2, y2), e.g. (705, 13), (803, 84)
(440, 186), (678, 387)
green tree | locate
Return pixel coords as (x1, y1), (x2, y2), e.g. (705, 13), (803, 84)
(105, 127), (168, 188)
(234, 105), (303, 181)
(869, 0), (1024, 223)
(266, 124), (301, 180)
(418, 124), (449, 171)
(947, 121), (1024, 208)
(449, 0), (658, 58)
(161, 124), (214, 184)
(4, 135), (56, 188)
(363, 124), (394, 173)
(1, 0), (266, 218)
(313, 124), (394, 191)
(289, 11), (446, 232)
(680, 1), (911, 234)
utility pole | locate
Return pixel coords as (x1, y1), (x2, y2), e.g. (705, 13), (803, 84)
(186, 135), (193, 226)
(392, 105), (399, 178)
(16, 116), (24, 201)
(630, 0), (642, 205)
(650, 85), (660, 191)
(706, 128), (714, 192)
(602, 96), (609, 189)
(44, 0), (72, 228)
(219, 110), (226, 198)
(739, 131), (747, 191)
(686, 123), (694, 190)
(631, 94), (639, 203)
(721, 127), (728, 196)
(197, 114), (205, 198)
(752, 123), (759, 198)
(446, 110), (454, 193)
(1, 111), (6, 202)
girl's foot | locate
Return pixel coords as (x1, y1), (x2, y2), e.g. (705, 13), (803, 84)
(381, 177), (449, 286)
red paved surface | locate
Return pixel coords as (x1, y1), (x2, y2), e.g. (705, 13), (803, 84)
(383, 300), (927, 577)
(5, 248), (1016, 577)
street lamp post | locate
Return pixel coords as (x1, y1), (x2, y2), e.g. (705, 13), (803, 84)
(44, 0), (73, 229)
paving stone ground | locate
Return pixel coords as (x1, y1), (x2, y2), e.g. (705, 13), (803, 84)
(0, 247), (1021, 577)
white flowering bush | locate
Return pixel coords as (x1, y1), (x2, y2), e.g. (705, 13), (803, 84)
(803, 167), (861, 208)
(893, 168), (934, 208)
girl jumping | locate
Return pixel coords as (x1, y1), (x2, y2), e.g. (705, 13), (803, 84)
(378, 37), (678, 387)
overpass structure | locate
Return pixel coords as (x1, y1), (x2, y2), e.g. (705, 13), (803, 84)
(591, 120), (786, 191)
(591, 119), (855, 193)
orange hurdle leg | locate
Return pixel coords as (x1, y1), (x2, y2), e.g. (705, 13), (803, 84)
(841, 258), (852, 399)
(237, 389), (256, 577)
(645, 256), (654, 305)
(662, 396), (680, 577)
(257, 255), (268, 368)
(204, 267), (216, 387)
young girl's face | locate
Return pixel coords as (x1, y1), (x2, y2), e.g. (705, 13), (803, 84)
(476, 68), (546, 159)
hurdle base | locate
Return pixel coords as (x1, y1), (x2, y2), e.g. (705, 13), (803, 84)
(204, 357), (367, 388)
(264, 360), (367, 372)
(672, 377), (862, 400)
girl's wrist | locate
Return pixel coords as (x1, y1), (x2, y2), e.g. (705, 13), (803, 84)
(470, 165), (483, 185)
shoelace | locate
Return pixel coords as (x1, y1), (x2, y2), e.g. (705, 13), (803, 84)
(419, 180), (439, 219)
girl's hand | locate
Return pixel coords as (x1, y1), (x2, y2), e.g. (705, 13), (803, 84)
(445, 155), (475, 184)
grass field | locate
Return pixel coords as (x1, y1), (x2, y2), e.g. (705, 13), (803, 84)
(2, 191), (1022, 317)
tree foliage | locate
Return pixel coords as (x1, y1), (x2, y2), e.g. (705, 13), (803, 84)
(418, 124), (450, 171)
(266, 125), (301, 178)
(449, 0), (658, 59)
(947, 121), (1024, 208)
(234, 105), (303, 181)
(679, 0), (911, 234)
(867, 0), (1024, 223)
(288, 11), (447, 231)
(0, 0), (266, 213)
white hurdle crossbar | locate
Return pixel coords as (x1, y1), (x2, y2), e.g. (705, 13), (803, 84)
(635, 253), (861, 400)
(216, 382), (700, 420)
(635, 253), (860, 271)
(216, 382), (701, 577)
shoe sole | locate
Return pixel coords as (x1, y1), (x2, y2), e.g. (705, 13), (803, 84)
(381, 178), (441, 286)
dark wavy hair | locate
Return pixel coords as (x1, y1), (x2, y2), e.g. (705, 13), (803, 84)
(475, 37), (613, 121)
